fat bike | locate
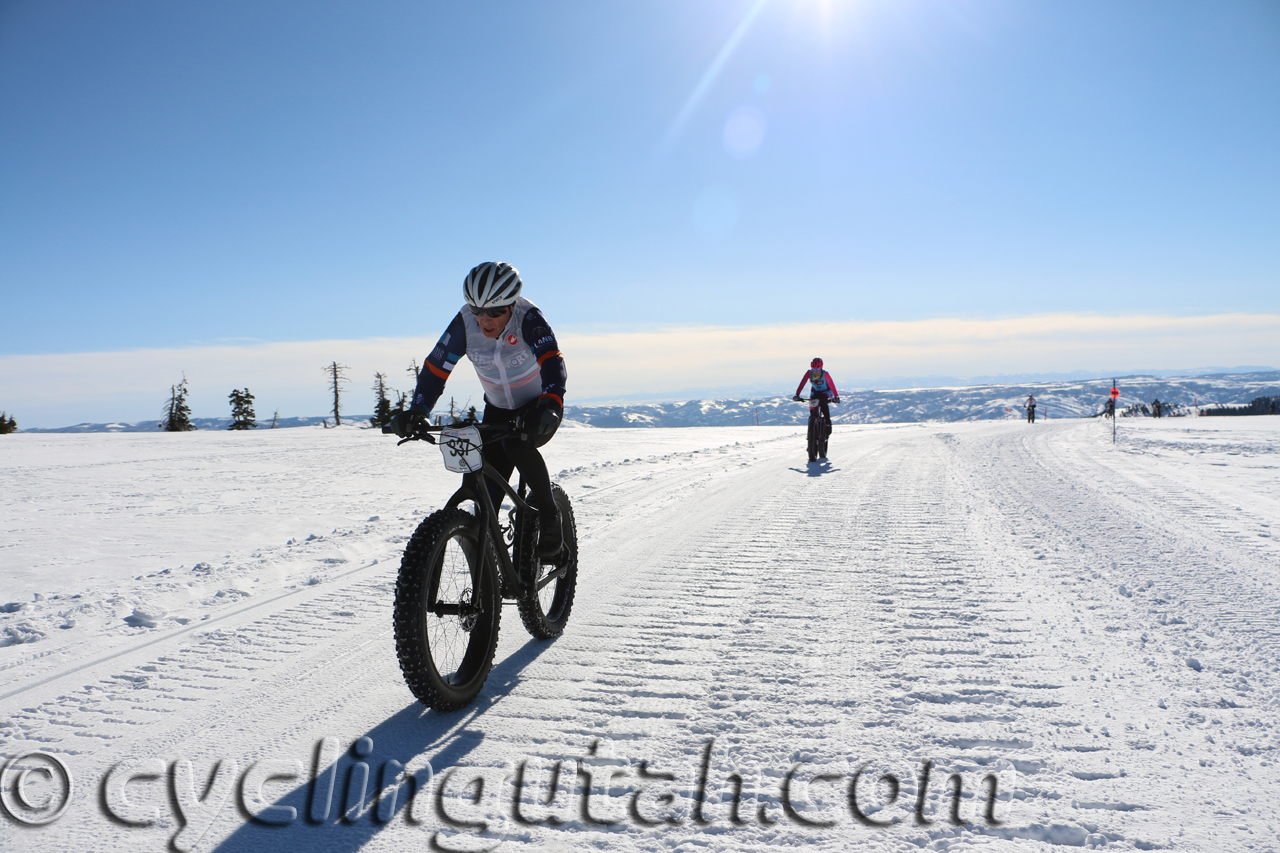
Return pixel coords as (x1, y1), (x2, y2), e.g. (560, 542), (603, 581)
(385, 422), (578, 711)
(794, 394), (836, 462)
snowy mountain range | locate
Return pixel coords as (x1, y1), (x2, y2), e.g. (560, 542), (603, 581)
(565, 371), (1280, 427)
(17, 371), (1280, 432)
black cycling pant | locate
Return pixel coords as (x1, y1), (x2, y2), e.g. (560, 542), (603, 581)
(481, 400), (556, 515)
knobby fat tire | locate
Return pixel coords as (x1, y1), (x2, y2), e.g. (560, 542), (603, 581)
(393, 508), (502, 711)
(515, 483), (579, 639)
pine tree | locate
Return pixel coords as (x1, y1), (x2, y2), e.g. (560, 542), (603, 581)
(465, 405), (478, 424)
(370, 373), (393, 428)
(407, 359), (420, 381)
(160, 376), (195, 432)
(0, 412), (16, 434)
(228, 388), (257, 430)
(393, 391), (408, 416)
(323, 362), (349, 426)
(270, 410), (279, 428)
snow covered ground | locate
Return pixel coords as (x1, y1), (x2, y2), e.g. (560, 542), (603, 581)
(2, 417), (1279, 851)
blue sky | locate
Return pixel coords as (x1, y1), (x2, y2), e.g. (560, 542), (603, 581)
(2, 0), (1278, 425)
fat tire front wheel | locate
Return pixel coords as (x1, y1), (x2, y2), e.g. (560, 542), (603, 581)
(394, 508), (501, 711)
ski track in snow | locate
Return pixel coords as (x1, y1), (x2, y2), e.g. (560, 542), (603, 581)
(2, 419), (1279, 852)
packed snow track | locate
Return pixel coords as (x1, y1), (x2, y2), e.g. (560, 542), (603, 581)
(2, 418), (1279, 852)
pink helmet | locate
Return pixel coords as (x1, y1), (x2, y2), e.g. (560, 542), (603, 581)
(811, 358), (823, 370)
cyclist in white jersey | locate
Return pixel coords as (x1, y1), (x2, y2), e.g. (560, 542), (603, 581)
(391, 262), (568, 555)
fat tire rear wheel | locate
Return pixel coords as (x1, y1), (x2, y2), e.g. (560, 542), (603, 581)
(394, 508), (501, 711)
(515, 483), (578, 639)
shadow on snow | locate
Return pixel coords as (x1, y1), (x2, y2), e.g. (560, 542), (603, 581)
(788, 460), (837, 477)
(208, 633), (558, 853)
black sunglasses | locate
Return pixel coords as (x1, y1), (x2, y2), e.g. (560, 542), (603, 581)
(469, 305), (510, 318)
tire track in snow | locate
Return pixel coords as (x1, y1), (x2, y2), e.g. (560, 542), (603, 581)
(0, 433), (798, 757)
(6, 423), (1279, 853)
(0, 571), (397, 758)
(993, 423), (1280, 676)
(938, 422), (1280, 851)
(457, 430), (1096, 849)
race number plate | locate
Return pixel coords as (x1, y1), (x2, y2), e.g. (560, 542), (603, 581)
(439, 426), (483, 473)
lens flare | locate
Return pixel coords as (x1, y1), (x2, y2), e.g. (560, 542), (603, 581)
(657, 0), (771, 158)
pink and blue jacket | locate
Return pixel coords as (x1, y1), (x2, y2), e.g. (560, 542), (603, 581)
(796, 370), (838, 399)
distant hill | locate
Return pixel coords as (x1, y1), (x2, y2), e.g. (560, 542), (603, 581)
(21, 415), (339, 433)
(19, 371), (1280, 432)
(561, 371), (1280, 427)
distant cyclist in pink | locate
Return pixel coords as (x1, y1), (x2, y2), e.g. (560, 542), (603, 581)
(793, 358), (840, 461)
(794, 358), (839, 404)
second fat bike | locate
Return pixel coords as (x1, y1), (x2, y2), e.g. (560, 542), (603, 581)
(796, 394), (836, 462)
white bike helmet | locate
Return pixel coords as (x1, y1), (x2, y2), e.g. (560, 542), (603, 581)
(463, 262), (522, 309)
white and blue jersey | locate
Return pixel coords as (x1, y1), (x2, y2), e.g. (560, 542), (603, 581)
(412, 296), (567, 414)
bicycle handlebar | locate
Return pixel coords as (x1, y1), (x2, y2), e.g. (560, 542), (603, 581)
(383, 421), (516, 446)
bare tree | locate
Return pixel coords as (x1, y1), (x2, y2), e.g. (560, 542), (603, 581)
(324, 362), (349, 426)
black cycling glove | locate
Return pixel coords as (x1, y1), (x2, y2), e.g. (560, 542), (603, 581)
(520, 397), (562, 447)
(387, 408), (426, 438)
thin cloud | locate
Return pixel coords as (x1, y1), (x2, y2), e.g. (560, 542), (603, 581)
(3, 313), (1277, 427)
(560, 312), (1280, 397)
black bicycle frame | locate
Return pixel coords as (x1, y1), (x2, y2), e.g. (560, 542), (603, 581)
(444, 461), (533, 597)
(396, 423), (564, 600)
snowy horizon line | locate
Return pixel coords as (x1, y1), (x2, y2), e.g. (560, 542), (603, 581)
(14, 367), (1278, 432)
(5, 310), (1279, 428)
